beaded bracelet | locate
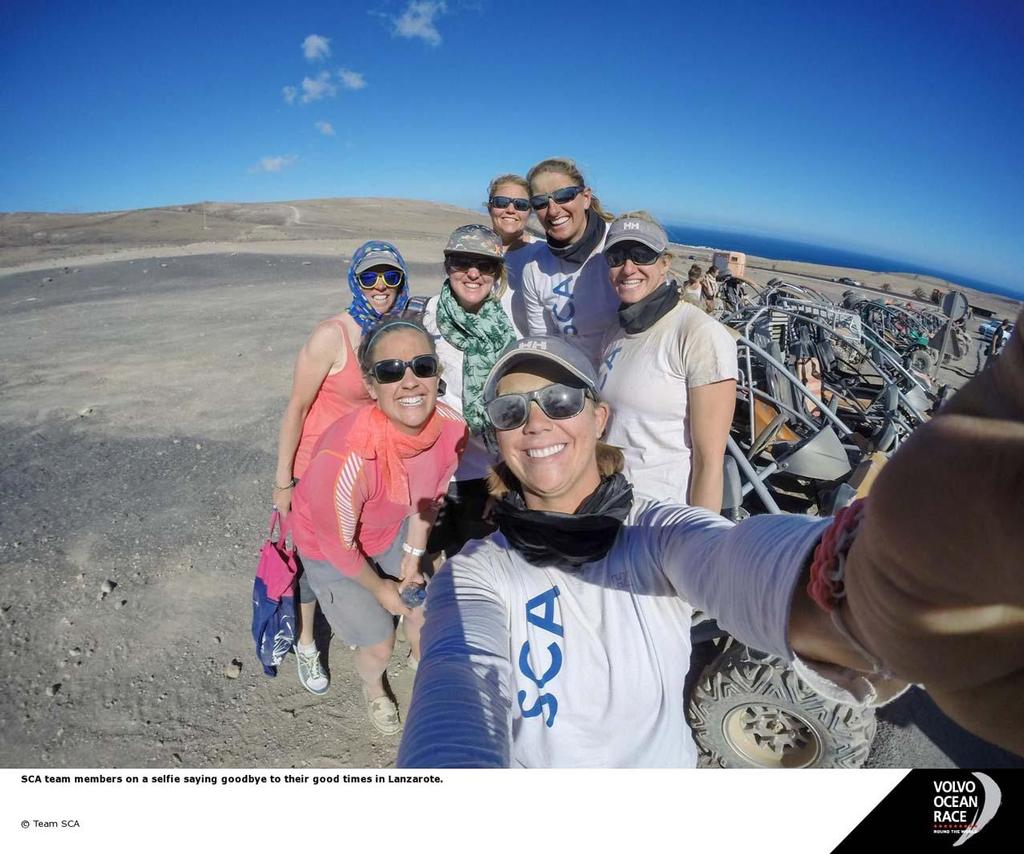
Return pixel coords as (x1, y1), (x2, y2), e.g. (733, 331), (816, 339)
(806, 498), (865, 612)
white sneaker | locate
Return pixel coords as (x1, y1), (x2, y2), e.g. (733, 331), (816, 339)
(295, 644), (329, 695)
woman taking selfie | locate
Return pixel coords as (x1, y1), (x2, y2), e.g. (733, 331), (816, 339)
(520, 157), (618, 365)
(398, 327), (1024, 765)
(289, 317), (466, 735)
(273, 241), (411, 695)
(598, 212), (737, 511)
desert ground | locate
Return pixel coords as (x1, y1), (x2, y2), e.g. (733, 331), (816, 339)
(1, 199), (1021, 769)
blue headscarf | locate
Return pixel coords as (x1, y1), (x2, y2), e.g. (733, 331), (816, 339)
(346, 241), (411, 331)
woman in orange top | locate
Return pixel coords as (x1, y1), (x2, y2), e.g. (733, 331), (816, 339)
(273, 241), (411, 694)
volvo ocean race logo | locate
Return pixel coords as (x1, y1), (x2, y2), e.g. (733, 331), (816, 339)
(932, 772), (1001, 846)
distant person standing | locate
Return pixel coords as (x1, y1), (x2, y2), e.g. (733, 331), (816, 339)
(987, 319), (1012, 368)
(701, 264), (720, 312)
(681, 264), (704, 308)
(485, 173), (539, 337)
(520, 157), (618, 366)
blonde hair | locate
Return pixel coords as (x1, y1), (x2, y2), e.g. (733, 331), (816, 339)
(527, 157), (614, 222)
(487, 173), (530, 200)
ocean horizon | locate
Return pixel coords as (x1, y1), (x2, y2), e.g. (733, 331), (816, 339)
(664, 224), (1022, 302)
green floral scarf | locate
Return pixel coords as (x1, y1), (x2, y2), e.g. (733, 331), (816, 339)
(435, 281), (516, 436)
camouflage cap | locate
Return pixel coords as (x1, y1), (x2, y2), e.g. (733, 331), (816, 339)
(443, 224), (504, 261)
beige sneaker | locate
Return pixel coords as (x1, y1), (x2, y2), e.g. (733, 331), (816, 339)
(365, 691), (402, 736)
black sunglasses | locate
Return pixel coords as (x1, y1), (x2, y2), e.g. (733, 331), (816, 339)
(489, 196), (531, 212)
(369, 354), (440, 384)
(604, 243), (663, 268)
(486, 383), (593, 431)
(447, 255), (501, 276)
(529, 185), (585, 211)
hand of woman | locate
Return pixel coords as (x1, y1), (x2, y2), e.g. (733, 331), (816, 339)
(374, 578), (413, 618)
(398, 552), (426, 590)
(840, 309), (1024, 754)
(272, 486), (293, 516)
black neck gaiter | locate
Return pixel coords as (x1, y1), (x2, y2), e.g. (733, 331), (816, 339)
(492, 473), (634, 568)
(547, 209), (605, 267)
(618, 280), (680, 333)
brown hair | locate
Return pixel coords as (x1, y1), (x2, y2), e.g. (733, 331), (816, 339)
(688, 264), (703, 281)
(526, 157), (614, 222)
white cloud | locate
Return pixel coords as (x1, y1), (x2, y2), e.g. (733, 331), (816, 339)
(338, 68), (366, 90)
(282, 85), (297, 105)
(315, 121), (336, 136)
(301, 70), (337, 103)
(302, 34), (331, 61)
(254, 155), (298, 173)
(394, 1), (446, 46)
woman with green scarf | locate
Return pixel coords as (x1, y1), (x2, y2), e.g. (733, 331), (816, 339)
(422, 224), (519, 557)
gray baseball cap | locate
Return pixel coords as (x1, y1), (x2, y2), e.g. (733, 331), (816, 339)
(353, 246), (405, 275)
(483, 336), (598, 403)
(604, 215), (669, 254)
(444, 224), (504, 261)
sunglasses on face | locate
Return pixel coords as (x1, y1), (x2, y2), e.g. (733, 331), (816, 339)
(447, 255), (501, 276)
(605, 243), (663, 268)
(485, 383), (592, 431)
(369, 354), (440, 384)
(529, 185), (585, 211)
(357, 269), (404, 289)
(489, 196), (531, 212)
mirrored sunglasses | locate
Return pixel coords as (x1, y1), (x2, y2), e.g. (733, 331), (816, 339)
(357, 269), (404, 289)
(485, 383), (591, 431)
(605, 243), (663, 268)
(529, 185), (585, 211)
(370, 354), (440, 384)
(489, 196), (531, 212)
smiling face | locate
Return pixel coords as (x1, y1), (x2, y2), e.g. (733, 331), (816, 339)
(361, 264), (402, 315)
(609, 244), (671, 304)
(489, 181), (531, 244)
(531, 170), (592, 245)
(494, 361), (607, 513)
(365, 328), (439, 435)
(446, 255), (498, 314)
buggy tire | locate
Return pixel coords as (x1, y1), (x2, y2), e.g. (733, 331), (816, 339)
(687, 643), (876, 768)
(908, 348), (934, 374)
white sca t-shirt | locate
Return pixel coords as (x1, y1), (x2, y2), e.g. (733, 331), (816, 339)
(520, 224), (620, 366)
(598, 302), (738, 504)
(502, 238), (541, 339)
(397, 500), (829, 768)
(423, 292), (518, 482)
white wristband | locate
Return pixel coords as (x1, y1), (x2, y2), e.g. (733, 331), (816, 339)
(402, 543), (426, 557)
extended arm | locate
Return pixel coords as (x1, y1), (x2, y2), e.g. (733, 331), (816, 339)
(398, 558), (513, 767)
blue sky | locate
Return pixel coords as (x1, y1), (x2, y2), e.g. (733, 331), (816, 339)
(2, 0), (1022, 292)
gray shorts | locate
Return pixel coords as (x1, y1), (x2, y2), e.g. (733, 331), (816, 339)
(299, 519), (429, 647)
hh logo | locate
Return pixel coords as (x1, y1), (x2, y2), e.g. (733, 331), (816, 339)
(623, 221), (641, 230)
